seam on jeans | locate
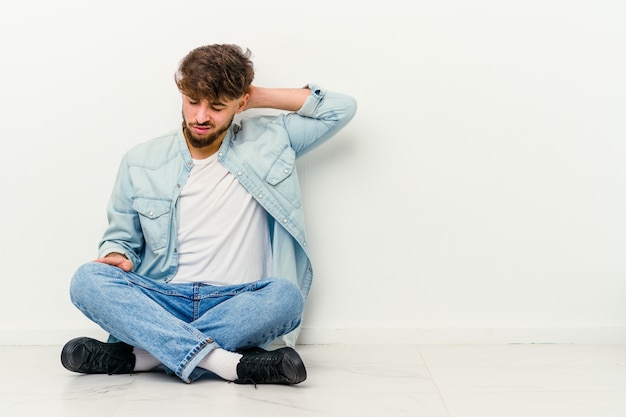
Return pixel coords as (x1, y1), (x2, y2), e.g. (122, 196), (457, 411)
(124, 273), (188, 297)
(199, 280), (265, 300)
(193, 283), (200, 321)
(177, 338), (214, 383)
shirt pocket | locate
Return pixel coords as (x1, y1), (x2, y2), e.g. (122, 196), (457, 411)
(264, 147), (301, 208)
(132, 197), (172, 251)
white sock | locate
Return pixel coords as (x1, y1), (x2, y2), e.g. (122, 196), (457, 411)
(197, 348), (243, 381)
(133, 348), (162, 371)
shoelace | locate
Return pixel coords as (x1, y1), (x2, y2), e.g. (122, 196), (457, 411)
(239, 354), (284, 384)
(84, 345), (133, 375)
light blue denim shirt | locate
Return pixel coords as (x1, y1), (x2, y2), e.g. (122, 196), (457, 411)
(99, 85), (357, 344)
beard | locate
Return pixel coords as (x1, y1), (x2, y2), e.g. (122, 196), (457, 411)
(182, 114), (234, 149)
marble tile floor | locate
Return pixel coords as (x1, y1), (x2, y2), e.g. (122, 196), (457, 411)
(1, 343), (626, 416)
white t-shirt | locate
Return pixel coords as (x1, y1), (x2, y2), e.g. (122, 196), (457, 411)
(171, 153), (272, 285)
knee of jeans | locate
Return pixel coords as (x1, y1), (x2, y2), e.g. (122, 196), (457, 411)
(69, 262), (107, 305)
(270, 278), (305, 317)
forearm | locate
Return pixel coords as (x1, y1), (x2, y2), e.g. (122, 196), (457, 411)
(281, 85), (358, 157)
(99, 238), (138, 267)
(245, 86), (311, 112)
(98, 155), (143, 269)
(99, 208), (143, 269)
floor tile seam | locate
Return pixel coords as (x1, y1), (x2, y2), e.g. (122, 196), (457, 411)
(416, 345), (454, 417)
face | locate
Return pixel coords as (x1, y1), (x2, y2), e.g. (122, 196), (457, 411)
(181, 95), (245, 150)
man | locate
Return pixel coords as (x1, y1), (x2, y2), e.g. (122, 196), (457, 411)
(60, 44), (357, 385)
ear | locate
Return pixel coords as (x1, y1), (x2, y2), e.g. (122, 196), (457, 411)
(237, 93), (250, 113)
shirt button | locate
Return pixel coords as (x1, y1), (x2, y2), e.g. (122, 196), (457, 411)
(237, 171), (242, 176)
(282, 218), (288, 224)
(148, 211), (154, 217)
(258, 194), (264, 199)
(218, 152), (223, 157)
(302, 241), (307, 247)
(284, 169), (290, 174)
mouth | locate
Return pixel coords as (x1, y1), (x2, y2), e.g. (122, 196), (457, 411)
(191, 125), (211, 135)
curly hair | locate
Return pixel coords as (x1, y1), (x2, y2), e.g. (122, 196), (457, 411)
(175, 44), (255, 101)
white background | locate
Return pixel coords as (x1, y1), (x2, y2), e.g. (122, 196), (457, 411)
(1, 0), (624, 345)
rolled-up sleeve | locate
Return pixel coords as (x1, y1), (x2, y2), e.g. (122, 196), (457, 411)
(284, 84), (357, 158)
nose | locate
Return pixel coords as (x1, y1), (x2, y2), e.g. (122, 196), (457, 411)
(195, 103), (211, 124)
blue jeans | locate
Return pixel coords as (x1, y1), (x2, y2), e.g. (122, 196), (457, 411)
(69, 262), (304, 383)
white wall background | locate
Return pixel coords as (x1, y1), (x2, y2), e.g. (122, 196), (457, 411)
(1, 0), (624, 345)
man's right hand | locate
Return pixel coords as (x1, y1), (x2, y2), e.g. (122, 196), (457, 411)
(94, 253), (133, 272)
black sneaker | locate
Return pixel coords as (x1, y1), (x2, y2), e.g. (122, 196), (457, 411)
(61, 337), (135, 375)
(235, 347), (306, 385)
(237, 347), (267, 355)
